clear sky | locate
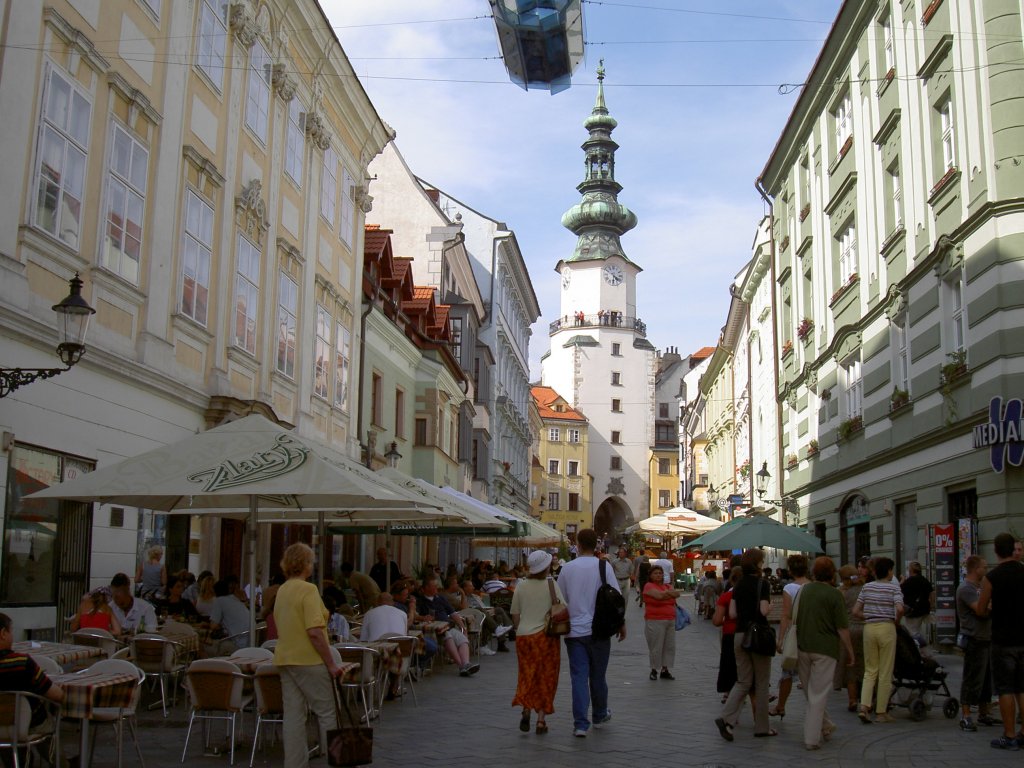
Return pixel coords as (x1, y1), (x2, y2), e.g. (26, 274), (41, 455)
(324, 0), (843, 377)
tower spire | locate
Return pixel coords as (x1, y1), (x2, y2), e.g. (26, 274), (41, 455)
(560, 62), (638, 264)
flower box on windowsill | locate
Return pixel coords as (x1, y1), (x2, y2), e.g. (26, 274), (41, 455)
(838, 415), (864, 441)
(797, 318), (814, 341)
(829, 273), (860, 307)
(889, 388), (911, 414)
(780, 236), (790, 252)
(806, 439), (819, 459)
(940, 350), (969, 388)
(786, 454), (799, 470)
(928, 167), (960, 205)
(799, 203), (811, 222)
(876, 67), (896, 97)
(922, 0), (943, 26)
(781, 340), (794, 358)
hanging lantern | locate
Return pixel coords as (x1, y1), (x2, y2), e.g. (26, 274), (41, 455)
(489, 0), (585, 94)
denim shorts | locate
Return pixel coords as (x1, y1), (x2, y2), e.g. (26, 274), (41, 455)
(990, 644), (1024, 696)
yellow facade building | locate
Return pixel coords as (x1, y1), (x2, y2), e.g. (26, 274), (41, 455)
(531, 386), (591, 537)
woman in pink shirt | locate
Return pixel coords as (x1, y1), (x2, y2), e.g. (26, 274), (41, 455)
(643, 565), (682, 680)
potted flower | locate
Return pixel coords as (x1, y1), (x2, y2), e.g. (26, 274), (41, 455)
(838, 414), (864, 440)
(799, 203), (811, 222)
(780, 235), (791, 252)
(940, 349), (968, 385)
(890, 386), (910, 411)
(781, 339), (794, 357)
(786, 454), (799, 469)
(806, 439), (819, 457)
(737, 460), (751, 479)
(820, 388), (832, 401)
(797, 317), (814, 341)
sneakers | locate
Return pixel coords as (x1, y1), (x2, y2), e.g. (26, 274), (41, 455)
(977, 713), (998, 726)
(592, 711), (612, 727)
(467, 663), (480, 675)
(991, 735), (1020, 751)
(573, 728), (588, 738)
(960, 717), (977, 732)
(494, 624), (513, 638)
(459, 665), (471, 677)
(479, 646), (497, 656)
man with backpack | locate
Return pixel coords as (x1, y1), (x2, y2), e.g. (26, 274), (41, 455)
(900, 561), (935, 642)
(558, 528), (627, 738)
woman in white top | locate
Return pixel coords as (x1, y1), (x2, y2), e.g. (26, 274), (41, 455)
(511, 550), (564, 736)
(772, 553), (810, 718)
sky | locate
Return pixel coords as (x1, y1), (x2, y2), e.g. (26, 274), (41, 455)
(323, 0), (843, 377)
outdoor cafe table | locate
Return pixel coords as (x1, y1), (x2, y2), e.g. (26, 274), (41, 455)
(53, 668), (136, 767)
(156, 625), (202, 658)
(13, 641), (103, 671)
(217, 653), (361, 679)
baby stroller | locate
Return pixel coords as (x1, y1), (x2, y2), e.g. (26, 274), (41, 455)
(888, 624), (959, 721)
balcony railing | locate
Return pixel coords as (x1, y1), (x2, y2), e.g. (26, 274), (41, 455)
(549, 313), (647, 336)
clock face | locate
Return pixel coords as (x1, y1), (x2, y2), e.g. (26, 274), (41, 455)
(603, 264), (624, 286)
(561, 267), (572, 289)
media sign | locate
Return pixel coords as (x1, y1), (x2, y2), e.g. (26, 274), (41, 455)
(973, 397), (1024, 473)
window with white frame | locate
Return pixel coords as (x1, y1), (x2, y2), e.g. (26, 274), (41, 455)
(321, 146), (337, 224)
(611, 430), (621, 444)
(276, 272), (297, 377)
(611, 343), (621, 356)
(658, 457), (670, 475)
(567, 428), (580, 443)
(245, 40), (272, 143)
(313, 306), (330, 399)
(547, 492), (560, 510)
(880, 13), (894, 73)
(887, 161), (902, 232)
(335, 322), (351, 410)
(141, 0), (160, 18)
(833, 92), (852, 155)
(284, 99), (304, 185)
(548, 428), (560, 442)
(567, 460), (579, 477)
(196, 0), (228, 89)
(102, 123), (148, 284)
(610, 456), (621, 470)
(568, 493), (580, 511)
(939, 97), (955, 172)
(233, 234), (260, 354)
(181, 190), (213, 325)
(340, 167), (355, 247)
(611, 371), (621, 386)
(658, 490), (671, 508)
(842, 356), (863, 419)
(35, 67), (91, 248)
(838, 223), (857, 284)
(449, 315), (462, 362)
(948, 269), (966, 353)
(892, 313), (910, 394)
(548, 459), (560, 475)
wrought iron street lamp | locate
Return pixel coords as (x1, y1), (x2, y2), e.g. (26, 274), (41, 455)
(754, 461), (799, 512)
(384, 441), (402, 469)
(0, 273), (95, 398)
(707, 483), (718, 509)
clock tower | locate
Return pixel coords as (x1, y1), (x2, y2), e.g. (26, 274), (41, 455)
(542, 62), (656, 538)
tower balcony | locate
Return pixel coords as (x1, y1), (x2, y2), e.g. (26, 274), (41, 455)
(550, 312), (646, 336)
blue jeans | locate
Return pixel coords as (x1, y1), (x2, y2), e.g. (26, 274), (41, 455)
(566, 635), (611, 731)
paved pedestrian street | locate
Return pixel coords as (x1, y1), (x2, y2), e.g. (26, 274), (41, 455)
(85, 595), (1008, 768)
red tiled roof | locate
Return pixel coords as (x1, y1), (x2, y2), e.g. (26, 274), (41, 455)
(531, 385), (586, 422)
(403, 285), (435, 314)
(691, 346), (716, 360)
(363, 226), (392, 257)
(391, 258), (412, 283)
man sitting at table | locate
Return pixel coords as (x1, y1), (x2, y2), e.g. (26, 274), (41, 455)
(110, 572), (159, 633)
(361, 593), (414, 642)
(414, 576), (479, 677)
(0, 612), (64, 727)
(208, 577), (251, 652)
(338, 562), (380, 615)
(460, 579), (513, 654)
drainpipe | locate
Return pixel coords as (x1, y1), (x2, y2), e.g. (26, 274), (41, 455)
(755, 178), (783, 524)
(356, 298), (374, 464)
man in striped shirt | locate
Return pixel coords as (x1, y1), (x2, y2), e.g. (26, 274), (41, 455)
(0, 612), (64, 726)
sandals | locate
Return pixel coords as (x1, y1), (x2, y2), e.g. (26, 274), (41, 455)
(519, 712), (530, 732)
(715, 717), (734, 742)
(536, 721), (548, 735)
(650, 669), (658, 680)
(857, 706), (873, 724)
(754, 730), (779, 738)
(768, 707), (785, 719)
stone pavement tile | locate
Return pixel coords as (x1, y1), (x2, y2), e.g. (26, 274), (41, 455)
(76, 591), (993, 768)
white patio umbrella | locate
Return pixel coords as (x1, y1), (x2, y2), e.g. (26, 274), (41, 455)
(657, 507), (724, 533)
(27, 414), (443, 638)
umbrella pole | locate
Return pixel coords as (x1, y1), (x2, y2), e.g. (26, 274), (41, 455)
(386, 523), (392, 592)
(318, 509), (327, 592)
(248, 496), (258, 645)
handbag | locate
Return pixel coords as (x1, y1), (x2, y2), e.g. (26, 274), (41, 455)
(327, 674), (373, 767)
(675, 604), (691, 631)
(545, 578), (570, 637)
(740, 578), (776, 656)
(780, 588), (801, 671)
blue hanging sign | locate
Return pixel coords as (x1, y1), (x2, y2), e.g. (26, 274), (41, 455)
(973, 397), (1024, 472)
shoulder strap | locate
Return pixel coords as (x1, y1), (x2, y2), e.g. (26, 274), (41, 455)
(599, 558), (608, 585)
(792, 585), (803, 622)
(547, 577), (558, 604)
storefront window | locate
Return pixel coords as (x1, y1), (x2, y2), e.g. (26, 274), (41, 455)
(1, 445), (93, 604)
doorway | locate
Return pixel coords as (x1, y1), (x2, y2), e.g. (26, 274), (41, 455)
(840, 495), (871, 564)
(218, 519), (245, 579)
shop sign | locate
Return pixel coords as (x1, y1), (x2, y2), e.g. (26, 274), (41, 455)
(931, 523), (957, 644)
(973, 397), (1024, 472)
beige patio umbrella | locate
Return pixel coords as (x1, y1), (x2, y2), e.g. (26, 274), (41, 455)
(27, 414), (443, 637)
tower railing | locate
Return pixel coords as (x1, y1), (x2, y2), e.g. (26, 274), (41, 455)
(549, 313), (646, 336)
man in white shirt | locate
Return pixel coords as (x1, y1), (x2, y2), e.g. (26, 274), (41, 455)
(558, 528), (626, 738)
(110, 572), (158, 632)
(359, 593), (413, 641)
(209, 578), (251, 652)
(650, 551), (674, 589)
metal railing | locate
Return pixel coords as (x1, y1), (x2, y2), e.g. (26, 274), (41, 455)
(549, 313), (646, 336)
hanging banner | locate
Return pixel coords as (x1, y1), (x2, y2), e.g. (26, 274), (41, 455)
(931, 523), (957, 644)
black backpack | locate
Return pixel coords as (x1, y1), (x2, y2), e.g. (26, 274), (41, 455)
(592, 559), (626, 638)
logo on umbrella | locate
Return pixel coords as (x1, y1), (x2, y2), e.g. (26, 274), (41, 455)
(187, 434), (310, 492)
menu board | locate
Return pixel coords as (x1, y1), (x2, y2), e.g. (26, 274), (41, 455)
(931, 523), (957, 644)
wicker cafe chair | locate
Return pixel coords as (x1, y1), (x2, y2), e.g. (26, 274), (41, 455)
(0, 691), (60, 768)
(181, 659), (251, 766)
(130, 634), (185, 717)
(71, 628), (119, 659)
(86, 658), (147, 768)
(248, 665), (283, 767)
